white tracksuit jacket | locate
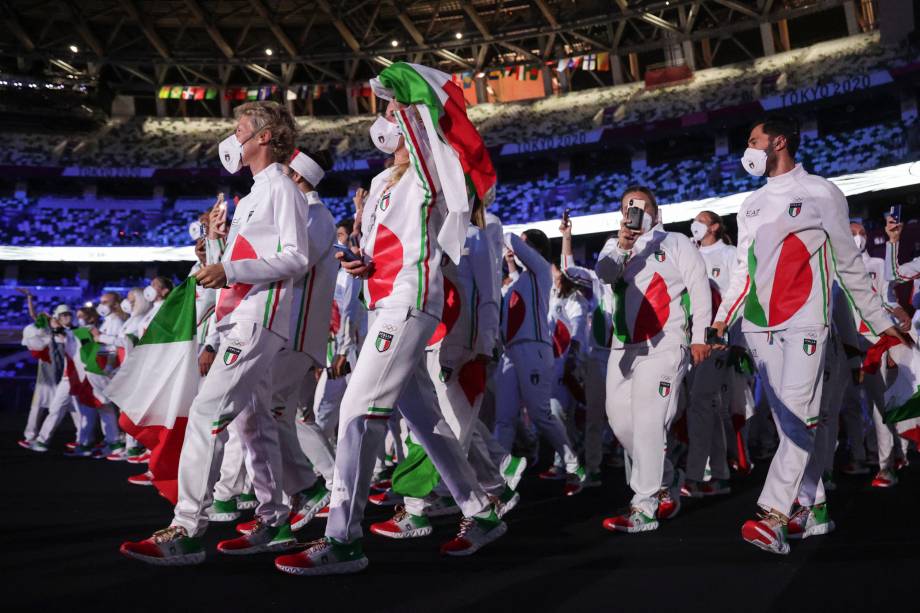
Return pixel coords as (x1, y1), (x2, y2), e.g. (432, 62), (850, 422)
(215, 162), (311, 340)
(596, 224), (711, 350)
(716, 164), (889, 335)
(501, 232), (552, 348)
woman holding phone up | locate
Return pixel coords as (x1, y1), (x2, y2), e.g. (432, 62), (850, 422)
(595, 185), (711, 533)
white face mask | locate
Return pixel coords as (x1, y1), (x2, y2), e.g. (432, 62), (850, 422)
(740, 147), (768, 177)
(143, 285), (158, 302)
(77, 317), (87, 327)
(854, 234), (867, 252)
(370, 116), (402, 154)
(218, 134), (244, 174)
(97, 303), (111, 317)
(690, 220), (709, 242)
(121, 299), (132, 314)
(189, 222), (203, 241)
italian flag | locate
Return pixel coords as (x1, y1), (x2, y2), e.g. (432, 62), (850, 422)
(106, 277), (200, 504)
(67, 327), (106, 408)
(372, 62), (496, 263)
(883, 345), (920, 441)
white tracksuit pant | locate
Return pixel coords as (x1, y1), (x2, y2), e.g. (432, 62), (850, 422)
(583, 355), (608, 475)
(404, 349), (506, 515)
(814, 333), (850, 480)
(854, 336), (903, 470)
(272, 348), (326, 496)
(686, 351), (731, 482)
(212, 420), (250, 502)
(326, 307), (492, 543)
(312, 367), (349, 441)
(172, 321), (287, 537)
(607, 345), (688, 516)
(23, 377), (56, 441)
(746, 327), (827, 516)
(76, 402), (119, 446)
(493, 341), (580, 473)
(36, 377), (80, 444)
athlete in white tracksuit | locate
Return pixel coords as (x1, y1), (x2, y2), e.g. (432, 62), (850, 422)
(685, 214), (739, 496)
(267, 155), (338, 529)
(596, 191), (711, 532)
(122, 103), (320, 565)
(31, 306), (81, 451)
(19, 317), (57, 447)
(495, 230), (586, 494)
(275, 98), (504, 575)
(715, 121), (899, 554)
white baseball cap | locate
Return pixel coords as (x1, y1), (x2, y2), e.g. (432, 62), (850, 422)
(53, 304), (72, 316)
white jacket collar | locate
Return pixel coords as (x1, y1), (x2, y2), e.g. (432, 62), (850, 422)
(253, 162), (284, 185)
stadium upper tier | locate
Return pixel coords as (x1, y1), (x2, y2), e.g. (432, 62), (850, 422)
(0, 33), (911, 169)
(0, 117), (914, 247)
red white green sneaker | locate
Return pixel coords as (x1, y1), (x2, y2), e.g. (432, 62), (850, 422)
(290, 483), (331, 531)
(236, 492), (258, 510)
(120, 526), (205, 566)
(495, 486), (520, 519)
(316, 506), (329, 518)
(370, 507), (433, 539)
(17, 439), (32, 450)
(207, 498), (241, 522)
(602, 508), (659, 533)
(871, 469), (898, 488)
(564, 467), (586, 496)
(427, 495), (460, 518)
(235, 518), (260, 535)
(742, 513), (790, 555)
(275, 538), (369, 576)
(28, 440), (48, 453)
(127, 471), (154, 486)
(65, 441), (78, 451)
(683, 479), (731, 498)
(64, 444), (93, 458)
(126, 449), (150, 464)
(105, 444), (127, 461)
(539, 465), (566, 481)
(368, 490), (403, 507)
(440, 508), (507, 556)
(370, 479), (392, 492)
(217, 520), (297, 555)
(500, 455), (528, 490)
(656, 488), (681, 520)
(787, 503), (835, 540)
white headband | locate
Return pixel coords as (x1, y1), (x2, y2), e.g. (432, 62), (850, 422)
(289, 150), (325, 187)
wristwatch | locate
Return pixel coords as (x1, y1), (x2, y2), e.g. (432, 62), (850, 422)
(204, 344), (216, 353)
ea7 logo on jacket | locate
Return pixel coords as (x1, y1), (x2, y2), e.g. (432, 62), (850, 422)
(658, 381), (671, 397)
(803, 338), (817, 356)
(223, 346), (241, 365)
(788, 201), (803, 217)
(654, 250), (666, 262)
(375, 332), (394, 352)
(378, 190), (391, 212)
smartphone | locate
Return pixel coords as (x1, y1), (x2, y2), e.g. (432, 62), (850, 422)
(705, 326), (728, 346)
(624, 205), (645, 231)
(888, 204), (902, 223)
(562, 208), (572, 226)
(333, 242), (361, 263)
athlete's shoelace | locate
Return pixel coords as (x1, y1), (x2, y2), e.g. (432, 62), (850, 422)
(756, 510), (788, 526)
(152, 526), (187, 543)
(301, 538), (331, 554)
(391, 506), (409, 522)
(455, 517), (476, 538)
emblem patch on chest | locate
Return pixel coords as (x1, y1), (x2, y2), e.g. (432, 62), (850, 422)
(788, 201), (802, 217)
(375, 332), (394, 352)
(654, 250), (666, 262)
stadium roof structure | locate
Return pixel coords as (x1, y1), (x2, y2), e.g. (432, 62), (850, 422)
(0, 0), (854, 95)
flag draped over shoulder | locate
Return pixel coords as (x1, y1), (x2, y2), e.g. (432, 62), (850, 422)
(67, 327), (105, 408)
(370, 62), (497, 264)
(883, 343), (920, 428)
(106, 277), (200, 504)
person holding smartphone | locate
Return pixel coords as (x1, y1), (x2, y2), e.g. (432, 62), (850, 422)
(712, 116), (908, 555)
(595, 186), (711, 533)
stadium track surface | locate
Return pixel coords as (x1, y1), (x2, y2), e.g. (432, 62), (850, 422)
(1, 407), (918, 612)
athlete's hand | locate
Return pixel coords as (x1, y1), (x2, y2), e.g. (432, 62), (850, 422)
(890, 306), (912, 332)
(337, 252), (372, 278)
(194, 263), (228, 288)
(90, 328), (101, 340)
(690, 343), (711, 366)
(353, 187), (368, 211)
(15, 287), (31, 297)
(710, 320), (729, 349)
(617, 219), (640, 251)
(885, 217), (902, 243)
(331, 354), (348, 378)
(881, 324), (914, 348)
(559, 219), (572, 240)
(199, 350), (215, 376)
(208, 203), (228, 240)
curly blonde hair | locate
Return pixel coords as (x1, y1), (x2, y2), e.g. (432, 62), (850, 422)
(234, 101), (297, 163)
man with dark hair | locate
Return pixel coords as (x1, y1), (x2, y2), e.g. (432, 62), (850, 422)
(493, 228), (586, 496)
(713, 115), (907, 555)
(755, 115), (801, 157)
